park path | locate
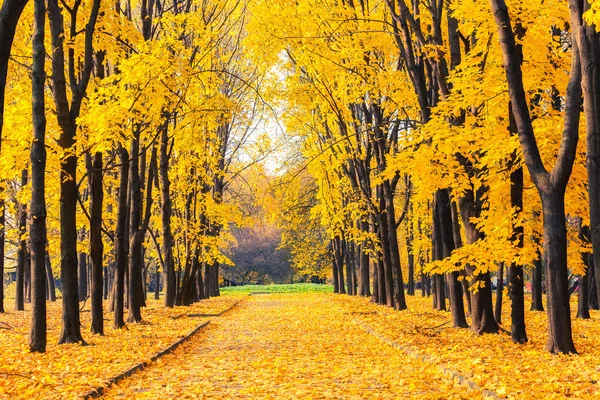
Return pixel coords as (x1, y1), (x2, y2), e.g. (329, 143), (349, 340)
(102, 293), (475, 399)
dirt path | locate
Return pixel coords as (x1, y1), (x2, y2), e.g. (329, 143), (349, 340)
(102, 293), (476, 399)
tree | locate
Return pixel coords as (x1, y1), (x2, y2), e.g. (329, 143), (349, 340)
(490, 0), (582, 353)
(28, 0), (46, 352)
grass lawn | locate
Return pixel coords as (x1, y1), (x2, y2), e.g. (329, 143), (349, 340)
(220, 282), (333, 294)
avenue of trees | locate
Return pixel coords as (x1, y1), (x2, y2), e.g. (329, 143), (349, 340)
(0, 0), (274, 352)
(258, 0), (600, 355)
(2, 0), (600, 357)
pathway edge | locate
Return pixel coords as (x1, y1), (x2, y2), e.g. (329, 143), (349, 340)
(81, 295), (247, 399)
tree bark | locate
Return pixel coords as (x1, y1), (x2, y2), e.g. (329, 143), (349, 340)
(89, 152), (103, 334)
(160, 124), (176, 307)
(78, 252), (87, 301)
(589, 255), (599, 309)
(531, 245), (544, 311)
(113, 147), (129, 329)
(495, 263), (503, 325)
(574, 0), (600, 313)
(459, 191), (498, 334)
(29, 0), (47, 351)
(44, 248), (56, 301)
(435, 189), (468, 327)
(15, 169), (27, 311)
(508, 104), (528, 343)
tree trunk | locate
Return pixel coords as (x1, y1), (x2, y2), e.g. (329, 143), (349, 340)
(195, 249), (205, 300)
(508, 106), (528, 343)
(127, 137), (143, 322)
(435, 189), (467, 326)
(490, 0), (580, 353)
(45, 249), (56, 302)
(406, 222), (415, 296)
(459, 190), (498, 334)
(333, 236), (345, 294)
(589, 256), (599, 309)
(450, 202), (471, 314)
(113, 147), (129, 329)
(78, 252), (87, 301)
(89, 152), (103, 334)
(15, 169), (27, 311)
(154, 268), (160, 300)
(29, 0), (47, 351)
(541, 194), (576, 353)
(160, 124), (176, 307)
(203, 262), (211, 298)
(495, 263), (503, 325)
(210, 262), (219, 296)
(383, 181), (406, 310)
(531, 246), (544, 311)
(377, 195), (393, 306)
(574, 0), (600, 315)
(577, 274), (590, 319)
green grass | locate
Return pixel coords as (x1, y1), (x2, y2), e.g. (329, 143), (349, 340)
(220, 283), (333, 294)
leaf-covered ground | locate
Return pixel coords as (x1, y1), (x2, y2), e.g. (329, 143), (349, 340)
(4, 290), (600, 399)
(0, 295), (244, 398)
(333, 294), (600, 399)
(102, 293), (479, 399)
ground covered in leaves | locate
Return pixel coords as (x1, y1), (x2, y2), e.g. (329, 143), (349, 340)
(103, 293), (480, 399)
(333, 293), (600, 399)
(3, 289), (600, 399)
(0, 294), (244, 398)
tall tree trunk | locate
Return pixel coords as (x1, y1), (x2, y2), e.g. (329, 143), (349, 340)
(542, 194), (576, 352)
(203, 262), (211, 298)
(459, 191), (498, 334)
(495, 263), (503, 325)
(377, 190), (393, 306)
(210, 262), (219, 296)
(113, 147), (129, 329)
(491, 0), (580, 353)
(507, 121), (528, 342)
(383, 181), (407, 310)
(406, 223), (415, 296)
(195, 248), (205, 300)
(29, 0), (47, 351)
(89, 152), (104, 334)
(450, 201), (471, 314)
(160, 124), (176, 307)
(435, 189), (467, 327)
(45, 249), (56, 302)
(577, 274), (590, 319)
(15, 169), (27, 311)
(127, 137), (143, 322)
(589, 256), (599, 309)
(574, 0), (600, 315)
(78, 252), (87, 301)
(333, 236), (345, 294)
(531, 245), (544, 311)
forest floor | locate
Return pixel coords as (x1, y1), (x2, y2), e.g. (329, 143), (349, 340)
(0, 294), (245, 399)
(101, 292), (480, 399)
(3, 289), (600, 399)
